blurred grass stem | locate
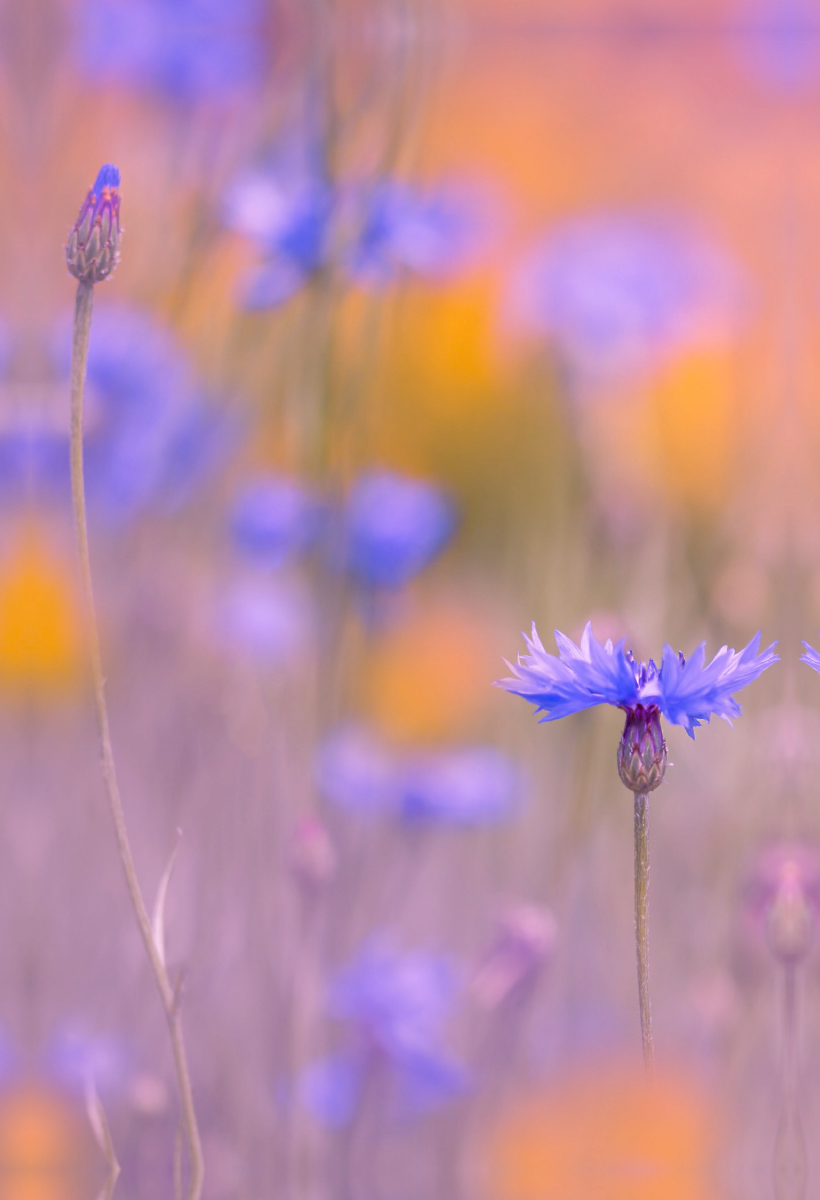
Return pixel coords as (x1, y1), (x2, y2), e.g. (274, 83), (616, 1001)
(70, 279), (204, 1200)
(634, 791), (653, 1072)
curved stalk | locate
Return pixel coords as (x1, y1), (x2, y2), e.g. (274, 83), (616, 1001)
(633, 791), (654, 1073)
(70, 280), (204, 1200)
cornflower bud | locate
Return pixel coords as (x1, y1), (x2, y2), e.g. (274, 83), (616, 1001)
(617, 703), (668, 794)
(747, 843), (820, 966)
(290, 816), (337, 890)
(65, 164), (121, 283)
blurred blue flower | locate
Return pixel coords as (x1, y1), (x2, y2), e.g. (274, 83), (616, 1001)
(45, 1028), (130, 1095)
(341, 471), (456, 590)
(56, 304), (229, 522)
(304, 940), (467, 1126)
(497, 621), (778, 738)
(224, 153), (333, 309)
(509, 215), (745, 383)
(77, 0), (267, 99)
(400, 747), (520, 825)
(316, 725), (401, 813)
(215, 575), (314, 665)
(348, 181), (486, 286)
(740, 0), (820, 91)
(230, 475), (325, 567)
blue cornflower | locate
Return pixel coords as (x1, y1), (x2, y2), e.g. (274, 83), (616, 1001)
(508, 215), (744, 384)
(76, 0), (267, 99)
(348, 181), (485, 286)
(224, 153), (334, 309)
(800, 636), (820, 676)
(302, 939), (467, 1126)
(230, 475), (325, 568)
(400, 747), (520, 826)
(739, 0), (820, 92)
(56, 304), (229, 521)
(497, 622), (777, 793)
(341, 471), (456, 590)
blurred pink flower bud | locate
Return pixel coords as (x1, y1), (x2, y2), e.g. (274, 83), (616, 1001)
(290, 816), (337, 888)
(471, 903), (557, 1009)
(746, 842), (820, 965)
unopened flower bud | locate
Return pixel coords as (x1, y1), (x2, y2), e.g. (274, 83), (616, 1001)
(290, 816), (336, 889)
(66, 164), (121, 283)
(471, 903), (557, 1009)
(746, 842), (820, 966)
(617, 704), (667, 794)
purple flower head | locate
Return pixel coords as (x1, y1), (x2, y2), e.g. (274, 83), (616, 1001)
(303, 940), (467, 1126)
(349, 181), (487, 286)
(496, 622), (778, 740)
(508, 215), (744, 384)
(230, 475), (325, 568)
(66, 164), (121, 284)
(746, 842), (820, 964)
(341, 471), (456, 590)
(400, 747), (521, 826)
(77, 0), (267, 99)
(799, 634), (820, 676)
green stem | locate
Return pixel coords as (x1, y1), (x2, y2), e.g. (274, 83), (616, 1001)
(633, 791), (654, 1073)
(70, 280), (204, 1200)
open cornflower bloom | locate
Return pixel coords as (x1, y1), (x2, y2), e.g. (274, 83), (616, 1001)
(497, 621), (778, 1070)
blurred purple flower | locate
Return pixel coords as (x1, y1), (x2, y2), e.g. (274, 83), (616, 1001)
(316, 725), (401, 813)
(341, 471), (456, 590)
(739, 0), (820, 91)
(77, 0), (267, 99)
(508, 215), (745, 383)
(497, 621), (778, 739)
(230, 475), (325, 567)
(400, 747), (520, 826)
(45, 1028), (130, 1096)
(56, 304), (230, 522)
(348, 181), (487, 286)
(224, 154), (333, 309)
(304, 940), (467, 1126)
(215, 575), (314, 665)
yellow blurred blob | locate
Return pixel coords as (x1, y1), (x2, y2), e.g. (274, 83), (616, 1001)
(0, 1085), (94, 1200)
(387, 279), (506, 405)
(488, 1064), (720, 1200)
(650, 349), (737, 510)
(364, 606), (495, 744)
(0, 532), (84, 695)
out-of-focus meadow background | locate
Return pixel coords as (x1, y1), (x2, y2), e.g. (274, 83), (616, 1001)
(2, 0), (820, 1197)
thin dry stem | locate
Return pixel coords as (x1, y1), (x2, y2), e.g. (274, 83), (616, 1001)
(70, 280), (204, 1200)
(634, 791), (654, 1073)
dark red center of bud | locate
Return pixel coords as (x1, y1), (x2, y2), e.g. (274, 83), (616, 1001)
(617, 703), (667, 795)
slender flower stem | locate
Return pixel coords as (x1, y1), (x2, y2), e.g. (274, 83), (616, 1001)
(773, 964), (806, 1200)
(69, 280), (204, 1200)
(633, 791), (654, 1073)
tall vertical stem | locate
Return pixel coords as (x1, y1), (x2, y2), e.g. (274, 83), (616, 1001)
(70, 280), (204, 1200)
(633, 791), (654, 1072)
(773, 963), (806, 1200)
